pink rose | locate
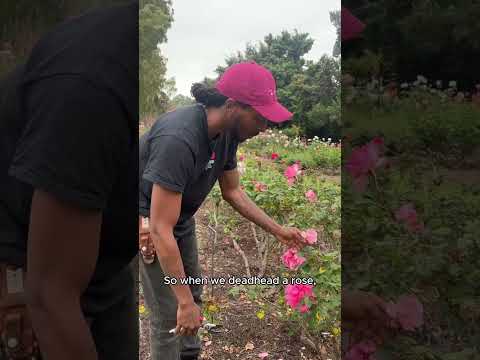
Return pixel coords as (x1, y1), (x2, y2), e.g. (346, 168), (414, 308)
(345, 341), (377, 360)
(305, 190), (317, 203)
(284, 163), (301, 182)
(299, 304), (310, 313)
(345, 138), (386, 192)
(281, 248), (306, 270)
(371, 136), (384, 148)
(301, 229), (318, 245)
(283, 162), (301, 185)
(285, 284), (314, 311)
(395, 204), (424, 233)
(254, 181), (268, 192)
(239, 154), (245, 162)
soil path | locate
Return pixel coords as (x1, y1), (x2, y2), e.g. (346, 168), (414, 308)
(139, 198), (338, 360)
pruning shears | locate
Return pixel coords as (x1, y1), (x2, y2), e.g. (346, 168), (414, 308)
(168, 317), (223, 335)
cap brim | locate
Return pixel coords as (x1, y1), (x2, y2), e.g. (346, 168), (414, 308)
(252, 102), (293, 123)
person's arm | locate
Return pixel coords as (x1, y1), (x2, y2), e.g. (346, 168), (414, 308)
(149, 183), (201, 336)
(8, 76), (131, 359)
(219, 169), (304, 248)
(342, 290), (388, 323)
(26, 190), (100, 359)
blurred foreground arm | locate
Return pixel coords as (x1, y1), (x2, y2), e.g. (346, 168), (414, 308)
(26, 190), (100, 360)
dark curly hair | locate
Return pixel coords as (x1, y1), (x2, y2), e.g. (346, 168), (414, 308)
(190, 83), (228, 107)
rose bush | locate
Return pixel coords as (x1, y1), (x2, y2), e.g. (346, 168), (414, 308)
(207, 130), (341, 345)
(343, 78), (480, 358)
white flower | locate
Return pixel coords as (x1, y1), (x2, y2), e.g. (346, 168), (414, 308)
(449, 80), (457, 88)
(238, 162), (246, 175)
(417, 75), (427, 84)
(436, 80), (442, 88)
(400, 83), (409, 89)
(327, 138), (332, 142)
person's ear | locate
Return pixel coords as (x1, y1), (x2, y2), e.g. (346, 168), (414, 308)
(223, 98), (239, 119)
(224, 98), (236, 111)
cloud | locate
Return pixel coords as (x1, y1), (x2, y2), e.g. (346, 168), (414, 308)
(160, 0), (339, 96)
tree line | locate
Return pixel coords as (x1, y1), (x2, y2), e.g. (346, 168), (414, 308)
(342, 0), (480, 89)
(164, 11), (341, 139)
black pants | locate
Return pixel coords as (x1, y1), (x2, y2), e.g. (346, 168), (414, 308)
(81, 259), (139, 360)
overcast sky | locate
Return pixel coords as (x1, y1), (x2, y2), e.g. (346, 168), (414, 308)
(160, 0), (339, 96)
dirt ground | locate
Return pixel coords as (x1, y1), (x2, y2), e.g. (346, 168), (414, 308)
(139, 205), (336, 360)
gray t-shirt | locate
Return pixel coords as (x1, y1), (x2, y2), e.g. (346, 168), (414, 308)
(139, 104), (238, 238)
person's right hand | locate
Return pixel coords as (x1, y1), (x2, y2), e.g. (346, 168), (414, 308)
(139, 217), (155, 264)
(175, 301), (202, 336)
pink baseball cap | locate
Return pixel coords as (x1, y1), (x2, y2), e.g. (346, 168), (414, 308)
(215, 61), (293, 123)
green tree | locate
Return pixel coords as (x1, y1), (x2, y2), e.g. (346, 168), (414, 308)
(139, 0), (173, 118)
(342, 0), (480, 88)
(168, 94), (194, 110)
(330, 10), (341, 58)
(213, 30), (340, 138)
(290, 56), (340, 138)
(200, 76), (216, 88)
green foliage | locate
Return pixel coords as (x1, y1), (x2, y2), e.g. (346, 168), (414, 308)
(344, 78), (480, 162)
(243, 130), (341, 170)
(305, 98), (340, 139)
(410, 104), (480, 158)
(168, 94), (195, 110)
(343, 80), (480, 356)
(342, 50), (384, 80)
(282, 146), (341, 170)
(208, 131), (341, 337)
(329, 10), (341, 58)
(139, 0), (173, 118)
(210, 29), (340, 138)
(343, 1), (480, 87)
(241, 159), (340, 233)
(287, 250), (341, 335)
(343, 152), (480, 354)
(281, 124), (302, 138)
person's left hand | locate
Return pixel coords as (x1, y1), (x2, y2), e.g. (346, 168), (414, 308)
(276, 226), (306, 249)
